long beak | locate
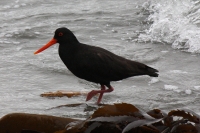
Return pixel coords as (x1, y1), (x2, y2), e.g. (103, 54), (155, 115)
(34, 38), (57, 54)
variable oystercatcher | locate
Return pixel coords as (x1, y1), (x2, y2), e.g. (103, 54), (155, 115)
(34, 27), (158, 104)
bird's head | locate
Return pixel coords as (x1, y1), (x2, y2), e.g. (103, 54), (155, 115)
(34, 27), (78, 54)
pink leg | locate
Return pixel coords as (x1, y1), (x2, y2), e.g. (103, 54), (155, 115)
(97, 85), (106, 104)
(86, 85), (114, 104)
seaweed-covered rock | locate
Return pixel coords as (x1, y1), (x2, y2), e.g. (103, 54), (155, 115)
(0, 113), (79, 133)
(64, 103), (200, 133)
(0, 103), (199, 133)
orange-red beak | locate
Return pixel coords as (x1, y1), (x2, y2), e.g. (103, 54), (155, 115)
(34, 38), (57, 54)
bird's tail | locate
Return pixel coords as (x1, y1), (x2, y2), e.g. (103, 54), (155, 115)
(146, 66), (159, 77)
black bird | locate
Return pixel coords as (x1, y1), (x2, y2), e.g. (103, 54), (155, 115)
(34, 27), (158, 104)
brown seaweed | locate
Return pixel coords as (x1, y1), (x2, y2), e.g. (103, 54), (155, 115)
(0, 103), (198, 133)
(64, 103), (200, 133)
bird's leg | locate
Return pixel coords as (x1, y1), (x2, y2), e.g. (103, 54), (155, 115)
(86, 85), (105, 102)
(97, 85), (106, 104)
(96, 85), (114, 104)
(86, 85), (114, 104)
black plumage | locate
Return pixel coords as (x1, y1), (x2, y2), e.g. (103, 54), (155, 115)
(35, 27), (158, 104)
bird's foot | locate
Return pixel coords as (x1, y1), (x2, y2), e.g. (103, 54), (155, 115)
(86, 90), (98, 101)
(86, 86), (114, 104)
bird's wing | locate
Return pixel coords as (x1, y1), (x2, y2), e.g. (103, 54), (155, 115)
(70, 45), (148, 83)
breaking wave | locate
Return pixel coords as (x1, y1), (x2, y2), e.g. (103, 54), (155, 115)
(138, 0), (200, 53)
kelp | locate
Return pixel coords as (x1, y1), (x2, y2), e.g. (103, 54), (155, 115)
(3, 103), (198, 133)
(64, 103), (200, 133)
(40, 90), (89, 98)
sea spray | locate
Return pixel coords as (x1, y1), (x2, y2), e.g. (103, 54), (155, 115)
(138, 0), (200, 53)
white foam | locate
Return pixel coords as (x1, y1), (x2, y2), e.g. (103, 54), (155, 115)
(148, 77), (159, 84)
(13, 42), (20, 44)
(5, 34), (13, 37)
(170, 70), (188, 74)
(185, 89), (192, 94)
(161, 50), (169, 53)
(14, 5), (20, 8)
(164, 85), (180, 93)
(0, 40), (11, 44)
(138, 0), (200, 53)
(194, 86), (200, 90)
(34, 32), (40, 35)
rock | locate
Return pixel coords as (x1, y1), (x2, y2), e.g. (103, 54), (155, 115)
(0, 113), (80, 133)
(0, 103), (199, 133)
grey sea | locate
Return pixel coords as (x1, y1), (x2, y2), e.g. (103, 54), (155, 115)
(0, 0), (200, 118)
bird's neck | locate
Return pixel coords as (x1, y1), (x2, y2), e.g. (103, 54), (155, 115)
(58, 42), (80, 66)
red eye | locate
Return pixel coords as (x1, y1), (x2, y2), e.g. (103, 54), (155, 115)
(58, 32), (63, 36)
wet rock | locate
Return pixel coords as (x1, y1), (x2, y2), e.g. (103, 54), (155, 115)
(21, 129), (43, 133)
(0, 103), (200, 133)
(173, 124), (198, 133)
(0, 113), (79, 133)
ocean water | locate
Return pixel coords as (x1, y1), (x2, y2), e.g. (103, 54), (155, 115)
(0, 0), (200, 118)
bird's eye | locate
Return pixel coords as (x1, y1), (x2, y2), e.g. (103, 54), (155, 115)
(58, 32), (63, 36)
